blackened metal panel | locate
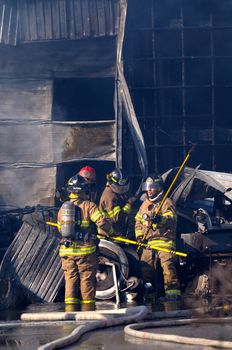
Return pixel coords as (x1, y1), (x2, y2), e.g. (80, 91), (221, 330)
(52, 121), (116, 162)
(67, 0), (76, 39)
(59, 0), (68, 38)
(81, 0), (91, 37)
(18, 0), (30, 41)
(113, 0), (119, 34)
(104, 0), (115, 35)
(18, 0), (120, 42)
(0, 0), (18, 45)
(0, 222), (63, 306)
(0, 124), (54, 163)
(0, 122), (115, 163)
(73, 0), (83, 38)
(88, 0), (98, 37)
(0, 167), (57, 207)
(35, 0), (46, 40)
(28, 0), (38, 40)
(97, 0), (106, 36)
(0, 79), (53, 120)
(0, 38), (117, 78)
(51, 0), (61, 39)
(44, 0), (53, 39)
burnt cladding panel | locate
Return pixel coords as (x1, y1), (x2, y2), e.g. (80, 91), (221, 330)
(88, 0), (98, 36)
(44, 0), (53, 39)
(35, 0), (46, 39)
(0, 0), (18, 45)
(0, 80), (56, 207)
(18, 0), (120, 42)
(51, 0), (61, 39)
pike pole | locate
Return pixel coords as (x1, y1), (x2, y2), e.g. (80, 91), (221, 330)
(140, 143), (196, 244)
(154, 143), (196, 218)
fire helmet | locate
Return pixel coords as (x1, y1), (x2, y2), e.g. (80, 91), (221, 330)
(107, 168), (130, 194)
(66, 175), (90, 194)
(142, 174), (164, 199)
(78, 166), (96, 184)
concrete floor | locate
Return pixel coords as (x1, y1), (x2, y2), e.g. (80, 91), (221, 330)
(0, 301), (231, 350)
(0, 322), (230, 350)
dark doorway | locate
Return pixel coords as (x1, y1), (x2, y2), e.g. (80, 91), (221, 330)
(52, 78), (115, 121)
(52, 77), (116, 201)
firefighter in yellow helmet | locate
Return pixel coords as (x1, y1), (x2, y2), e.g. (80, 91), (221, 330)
(135, 173), (180, 301)
(99, 168), (137, 236)
(57, 174), (112, 310)
(56, 165), (97, 204)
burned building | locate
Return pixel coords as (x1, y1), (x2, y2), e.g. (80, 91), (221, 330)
(0, 0), (147, 209)
(1, 0), (232, 206)
(1, 0), (232, 306)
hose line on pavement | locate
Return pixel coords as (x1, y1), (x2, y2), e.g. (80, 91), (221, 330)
(124, 317), (232, 349)
(36, 305), (148, 350)
(19, 305), (232, 350)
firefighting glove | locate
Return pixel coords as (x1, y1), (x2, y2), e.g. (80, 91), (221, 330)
(137, 237), (148, 248)
(127, 196), (137, 205)
(104, 235), (111, 241)
(137, 236), (143, 244)
(151, 215), (162, 225)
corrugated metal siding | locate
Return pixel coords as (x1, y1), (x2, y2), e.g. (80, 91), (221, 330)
(0, 1), (18, 45)
(18, 0), (120, 42)
(0, 222), (63, 305)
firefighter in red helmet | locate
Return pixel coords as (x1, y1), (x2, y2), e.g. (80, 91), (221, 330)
(57, 174), (112, 311)
(78, 165), (96, 183)
(135, 173), (180, 301)
(78, 166), (97, 202)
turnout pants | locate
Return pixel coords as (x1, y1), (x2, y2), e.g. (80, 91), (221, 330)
(140, 248), (180, 296)
(61, 252), (98, 304)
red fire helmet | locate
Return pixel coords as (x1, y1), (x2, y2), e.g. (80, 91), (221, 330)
(78, 166), (96, 183)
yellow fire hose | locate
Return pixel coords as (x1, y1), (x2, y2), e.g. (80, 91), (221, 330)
(103, 235), (187, 257)
(46, 221), (61, 229)
(45, 221), (187, 257)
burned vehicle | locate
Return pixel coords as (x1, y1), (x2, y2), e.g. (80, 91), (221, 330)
(164, 167), (232, 299)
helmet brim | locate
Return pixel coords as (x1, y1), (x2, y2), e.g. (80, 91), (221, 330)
(142, 182), (162, 192)
(110, 182), (130, 194)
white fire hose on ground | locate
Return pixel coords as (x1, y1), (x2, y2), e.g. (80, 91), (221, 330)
(19, 305), (232, 350)
(125, 317), (232, 349)
(22, 306), (148, 350)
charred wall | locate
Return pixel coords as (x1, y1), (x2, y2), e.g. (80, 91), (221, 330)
(0, 0), (120, 207)
(124, 0), (232, 177)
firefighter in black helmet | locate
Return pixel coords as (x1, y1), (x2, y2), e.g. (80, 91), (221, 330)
(99, 168), (137, 236)
(135, 173), (180, 301)
(57, 174), (112, 310)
